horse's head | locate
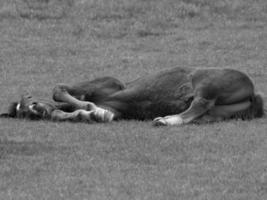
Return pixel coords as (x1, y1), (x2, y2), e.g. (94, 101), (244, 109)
(1, 93), (55, 120)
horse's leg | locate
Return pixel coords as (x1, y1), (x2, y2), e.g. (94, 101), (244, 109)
(154, 91), (261, 126)
(52, 84), (116, 122)
(53, 76), (126, 109)
(51, 109), (114, 122)
(153, 97), (255, 126)
(192, 100), (252, 124)
(51, 109), (89, 121)
(153, 96), (216, 126)
(153, 84), (256, 126)
(52, 84), (97, 110)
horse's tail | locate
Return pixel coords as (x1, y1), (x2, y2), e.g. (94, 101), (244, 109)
(251, 92), (265, 118)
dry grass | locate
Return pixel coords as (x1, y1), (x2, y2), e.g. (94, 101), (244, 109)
(0, 0), (267, 199)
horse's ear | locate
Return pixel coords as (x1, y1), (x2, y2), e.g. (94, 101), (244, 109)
(0, 102), (19, 118)
(0, 113), (12, 118)
(20, 92), (32, 104)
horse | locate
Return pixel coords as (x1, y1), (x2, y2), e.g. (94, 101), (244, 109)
(1, 67), (264, 126)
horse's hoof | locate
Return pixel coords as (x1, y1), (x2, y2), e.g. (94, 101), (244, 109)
(91, 108), (114, 122)
(153, 117), (167, 126)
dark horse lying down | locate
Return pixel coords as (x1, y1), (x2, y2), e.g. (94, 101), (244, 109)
(1, 67), (264, 126)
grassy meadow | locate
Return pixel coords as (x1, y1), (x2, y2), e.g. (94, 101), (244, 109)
(0, 0), (267, 199)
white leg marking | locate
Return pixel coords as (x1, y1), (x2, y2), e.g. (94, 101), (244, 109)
(153, 115), (183, 126)
(16, 103), (21, 112)
(91, 107), (114, 122)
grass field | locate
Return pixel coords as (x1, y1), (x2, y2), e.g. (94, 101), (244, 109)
(0, 0), (267, 199)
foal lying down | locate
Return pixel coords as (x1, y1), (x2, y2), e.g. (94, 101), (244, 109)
(1, 67), (264, 126)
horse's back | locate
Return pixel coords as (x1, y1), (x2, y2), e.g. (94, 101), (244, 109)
(125, 67), (193, 100)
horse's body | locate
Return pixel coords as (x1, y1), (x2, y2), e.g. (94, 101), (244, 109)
(2, 67), (264, 125)
(58, 67), (193, 120)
